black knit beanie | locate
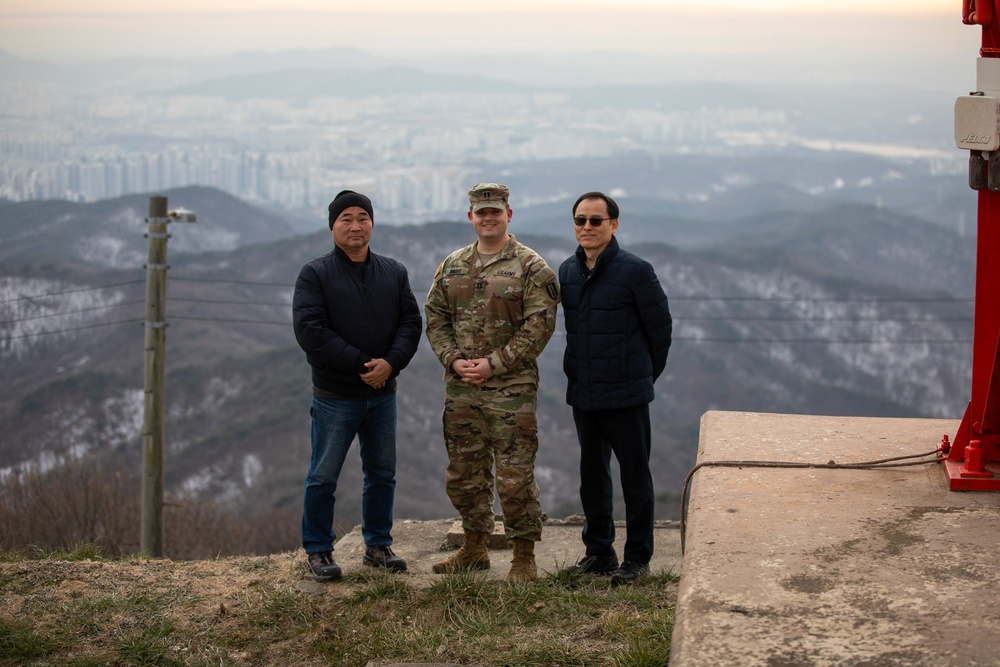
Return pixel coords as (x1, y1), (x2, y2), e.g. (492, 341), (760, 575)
(328, 190), (374, 229)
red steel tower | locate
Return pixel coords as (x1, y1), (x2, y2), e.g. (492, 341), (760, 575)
(947, 0), (1000, 489)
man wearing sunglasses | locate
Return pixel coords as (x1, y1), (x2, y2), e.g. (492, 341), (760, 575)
(425, 183), (559, 582)
(559, 191), (672, 585)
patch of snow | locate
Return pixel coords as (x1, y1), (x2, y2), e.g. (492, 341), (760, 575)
(202, 376), (245, 410)
(181, 469), (214, 495)
(242, 454), (263, 488)
(103, 389), (145, 448)
(56, 355), (91, 374)
(0, 276), (129, 359)
(76, 235), (144, 268)
(172, 227), (241, 253)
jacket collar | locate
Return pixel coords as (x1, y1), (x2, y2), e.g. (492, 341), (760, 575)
(575, 235), (619, 271)
(334, 244), (370, 264)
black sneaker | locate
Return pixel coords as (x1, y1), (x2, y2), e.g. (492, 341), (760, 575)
(611, 560), (649, 586)
(306, 551), (342, 581)
(566, 553), (619, 575)
(363, 545), (408, 572)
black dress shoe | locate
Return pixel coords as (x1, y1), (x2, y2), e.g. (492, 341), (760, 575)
(363, 545), (408, 572)
(610, 560), (649, 586)
(566, 553), (619, 575)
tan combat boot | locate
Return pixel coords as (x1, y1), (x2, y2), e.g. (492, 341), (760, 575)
(506, 538), (537, 582)
(432, 529), (490, 573)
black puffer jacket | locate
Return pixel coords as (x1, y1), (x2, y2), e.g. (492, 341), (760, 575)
(558, 236), (672, 410)
(293, 245), (422, 397)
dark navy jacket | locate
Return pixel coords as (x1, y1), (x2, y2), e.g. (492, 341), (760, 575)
(293, 245), (422, 397)
(558, 236), (672, 410)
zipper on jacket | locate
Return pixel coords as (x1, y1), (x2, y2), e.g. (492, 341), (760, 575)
(360, 261), (376, 395)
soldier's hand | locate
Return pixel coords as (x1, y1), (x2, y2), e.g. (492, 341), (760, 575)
(468, 358), (494, 381)
(452, 359), (487, 385)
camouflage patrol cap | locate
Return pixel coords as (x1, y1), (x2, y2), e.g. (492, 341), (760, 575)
(468, 183), (510, 212)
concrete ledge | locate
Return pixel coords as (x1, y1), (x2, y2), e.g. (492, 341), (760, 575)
(670, 411), (1000, 667)
(445, 520), (510, 549)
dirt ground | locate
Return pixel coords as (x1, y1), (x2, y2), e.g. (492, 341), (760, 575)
(1, 517), (683, 608)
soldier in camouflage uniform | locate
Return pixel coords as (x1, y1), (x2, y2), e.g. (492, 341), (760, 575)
(425, 183), (559, 582)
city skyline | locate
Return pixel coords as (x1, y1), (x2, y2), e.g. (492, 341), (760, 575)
(0, 0), (980, 224)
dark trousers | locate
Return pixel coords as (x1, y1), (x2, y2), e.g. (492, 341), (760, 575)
(573, 403), (654, 565)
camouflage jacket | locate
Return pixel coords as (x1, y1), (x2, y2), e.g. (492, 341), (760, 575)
(425, 234), (559, 389)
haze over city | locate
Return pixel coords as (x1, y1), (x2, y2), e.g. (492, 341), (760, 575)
(0, 0), (985, 222)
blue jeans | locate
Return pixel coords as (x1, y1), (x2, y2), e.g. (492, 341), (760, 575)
(302, 394), (397, 554)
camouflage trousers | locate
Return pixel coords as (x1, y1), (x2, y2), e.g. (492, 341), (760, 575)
(441, 383), (542, 541)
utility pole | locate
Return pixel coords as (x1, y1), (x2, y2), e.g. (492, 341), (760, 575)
(141, 195), (195, 556)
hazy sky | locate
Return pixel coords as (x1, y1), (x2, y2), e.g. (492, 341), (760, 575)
(0, 1), (972, 64)
(0, 0), (958, 11)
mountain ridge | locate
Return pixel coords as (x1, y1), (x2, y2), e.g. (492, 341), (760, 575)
(0, 187), (974, 527)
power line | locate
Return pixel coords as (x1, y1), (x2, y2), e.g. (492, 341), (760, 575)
(170, 296), (289, 307)
(0, 299), (145, 325)
(2, 314), (968, 344)
(0, 279), (144, 305)
(171, 276), (290, 288)
(169, 275), (972, 306)
(9, 301), (968, 328)
(670, 295), (974, 303)
(3, 318), (143, 340)
(0, 274), (973, 343)
(166, 302), (973, 318)
(171, 315), (288, 326)
(678, 316), (972, 323)
(167, 315), (967, 342)
(675, 337), (970, 344)
(0, 276), (973, 309)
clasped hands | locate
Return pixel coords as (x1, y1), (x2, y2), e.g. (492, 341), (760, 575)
(451, 358), (494, 385)
(361, 358), (392, 388)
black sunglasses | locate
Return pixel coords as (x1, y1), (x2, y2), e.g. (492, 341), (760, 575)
(573, 216), (612, 227)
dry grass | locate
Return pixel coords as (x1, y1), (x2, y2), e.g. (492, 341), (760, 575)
(1, 454), (678, 665)
(0, 546), (677, 667)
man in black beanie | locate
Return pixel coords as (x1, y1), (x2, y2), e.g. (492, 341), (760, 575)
(292, 189), (422, 581)
(326, 190), (374, 229)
